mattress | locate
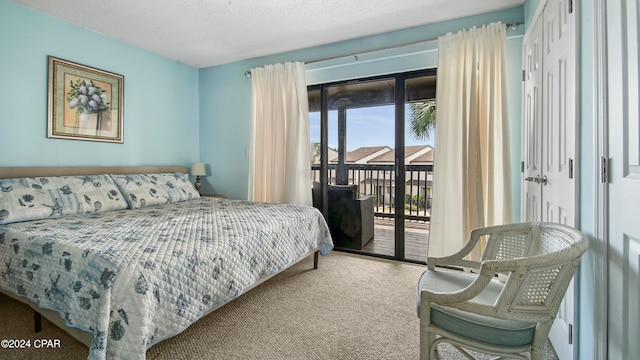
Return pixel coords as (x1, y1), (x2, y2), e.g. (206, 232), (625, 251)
(0, 197), (333, 359)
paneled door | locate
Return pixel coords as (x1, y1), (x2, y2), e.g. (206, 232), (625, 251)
(542, 2), (577, 358)
(542, 0), (576, 226)
(522, 9), (543, 222)
(606, 0), (640, 358)
(521, 0), (577, 358)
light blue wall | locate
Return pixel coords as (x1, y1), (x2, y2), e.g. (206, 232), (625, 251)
(199, 7), (525, 204)
(0, 0), (200, 168)
(524, 0), (543, 24)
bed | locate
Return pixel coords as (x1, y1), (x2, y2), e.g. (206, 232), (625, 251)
(0, 166), (333, 360)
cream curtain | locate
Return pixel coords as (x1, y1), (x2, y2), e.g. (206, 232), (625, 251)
(429, 22), (513, 260)
(248, 62), (313, 206)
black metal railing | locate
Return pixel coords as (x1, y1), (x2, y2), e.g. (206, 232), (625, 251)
(311, 163), (433, 221)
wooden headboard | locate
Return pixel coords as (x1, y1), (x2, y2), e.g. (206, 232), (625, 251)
(0, 166), (187, 179)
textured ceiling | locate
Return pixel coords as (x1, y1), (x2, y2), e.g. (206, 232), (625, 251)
(11, 0), (524, 68)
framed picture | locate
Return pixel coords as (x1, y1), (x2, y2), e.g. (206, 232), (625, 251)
(47, 56), (124, 143)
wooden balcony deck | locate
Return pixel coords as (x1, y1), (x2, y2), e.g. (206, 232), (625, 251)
(361, 217), (430, 262)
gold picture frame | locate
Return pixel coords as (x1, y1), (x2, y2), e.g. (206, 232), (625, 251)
(47, 56), (124, 143)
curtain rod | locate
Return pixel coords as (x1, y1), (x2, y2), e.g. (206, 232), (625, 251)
(244, 21), (522, 78)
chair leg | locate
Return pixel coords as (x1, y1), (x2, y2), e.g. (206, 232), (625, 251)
(530, 342), (544, 360)
(420, 320), (436, 359)
(420, 331), (432, 360)
(427, 333), (437, 359)
(530, 321), (552, 360)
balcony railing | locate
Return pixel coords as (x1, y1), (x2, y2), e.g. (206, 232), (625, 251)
(311, 163), (433, 222)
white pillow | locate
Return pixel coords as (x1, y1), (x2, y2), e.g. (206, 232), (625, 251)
(0, 174), (128, 224)
(111, 172), (200, 209)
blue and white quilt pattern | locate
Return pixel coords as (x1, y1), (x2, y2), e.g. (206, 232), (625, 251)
(0, 198), (333, 359)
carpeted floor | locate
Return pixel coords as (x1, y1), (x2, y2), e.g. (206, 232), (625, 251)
(0, 252), (558, 359)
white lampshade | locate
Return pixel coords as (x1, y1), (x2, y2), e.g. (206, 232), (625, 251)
(190, 162), (206, 176)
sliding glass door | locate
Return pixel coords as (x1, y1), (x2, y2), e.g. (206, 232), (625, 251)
(309, 69), (436, 263)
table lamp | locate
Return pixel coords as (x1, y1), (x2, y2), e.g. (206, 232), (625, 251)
(190, 162), (206, 194)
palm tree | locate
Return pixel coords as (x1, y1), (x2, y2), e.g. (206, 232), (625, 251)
(408, 100), (436, 140)
(310, 142), (322, 164)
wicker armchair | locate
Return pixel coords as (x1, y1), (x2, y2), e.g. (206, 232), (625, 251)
(416, 222), (588, 360)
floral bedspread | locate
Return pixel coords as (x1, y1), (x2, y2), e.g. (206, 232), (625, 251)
(0, 198), (332, 359)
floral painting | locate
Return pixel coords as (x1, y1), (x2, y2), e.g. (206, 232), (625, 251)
(48, 56), (124, 143)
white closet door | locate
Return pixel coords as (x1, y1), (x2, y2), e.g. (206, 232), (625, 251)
(522, 0), (577, 358)
(543, 1), (577, 358)
(542, 0), (576, 226)
(522, 11), (543, 222)
(607, 0), (640, 358)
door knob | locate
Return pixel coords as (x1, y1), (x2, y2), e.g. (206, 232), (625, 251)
(536, 175), (548, 185)
(524, 175), (548, 185)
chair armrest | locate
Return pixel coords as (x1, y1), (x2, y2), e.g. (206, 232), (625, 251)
(427, 223), (542, 270)
(420, 269), (495, 305)
(479, 249), (580, 274)
(426, 226), (489, 270)
(355, 196), (373, 210)
(355, 196), (374, 242)
(429, 250), (582, 306)
(427, 257), (480, 270)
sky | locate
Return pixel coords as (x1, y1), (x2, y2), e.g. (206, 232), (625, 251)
(309, 104), (435, 152)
